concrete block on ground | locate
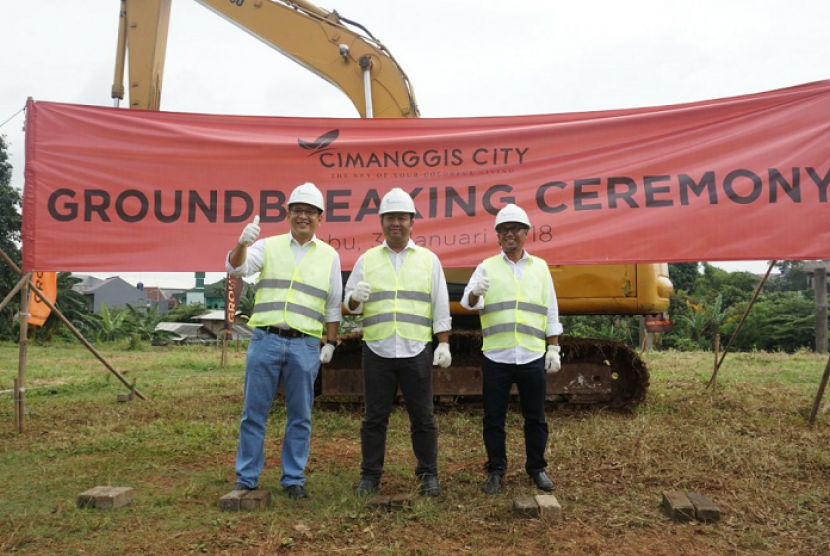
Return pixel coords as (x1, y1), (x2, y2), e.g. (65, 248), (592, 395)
(117, 393), (130, 403)
(77, 486), (134, 510)
(389, 493), (414, 511)
(512, 496), (539, 518)
(240, 489), (272, 511)
(534, 494), (562, 522)
(220, 489), (271, 511)
(366, 494), (391, 510)
(662, 490), (695, 522)
(687, 492), (721, 523)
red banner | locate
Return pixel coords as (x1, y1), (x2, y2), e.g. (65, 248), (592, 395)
(22, 81), (830, 272)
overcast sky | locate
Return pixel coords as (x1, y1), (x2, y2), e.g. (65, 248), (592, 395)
(2, 0), (828, 288)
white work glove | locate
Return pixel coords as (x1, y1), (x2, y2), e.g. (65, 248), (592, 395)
(319, 343), (335, 364)
(471, 274), (489, 297)
(352, 281), (371, 303)
(238, 215), (260, 246)
(432, 342), (452, 368)
(545, 344), (561, 374)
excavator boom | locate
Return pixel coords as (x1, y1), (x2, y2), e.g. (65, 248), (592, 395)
(113, 0), (418, 118)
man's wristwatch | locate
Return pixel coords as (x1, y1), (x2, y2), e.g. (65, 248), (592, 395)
(326, 340), (337, 347)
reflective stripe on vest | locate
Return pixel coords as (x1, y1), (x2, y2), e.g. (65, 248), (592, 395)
(247, 235), (335, 337)
(480, 254), (550, 352)
(362, 245), (433, 342)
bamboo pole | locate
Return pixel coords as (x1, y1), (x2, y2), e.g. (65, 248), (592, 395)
(706, 260), (776, 390)
(17, 280), (29, 433)
(221, 329), (228, 368)
(26, 279), (147, 401)
(0, 247), (147, 401)
(0, 273), (30, 313)
(809, 354), (830, 426)
(713, 333), (720, 393)
(13, 378), (20, 433)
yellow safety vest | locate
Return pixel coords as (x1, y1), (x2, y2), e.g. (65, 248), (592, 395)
(480, 254), (550, 352)
(362, 245), (433, 342)
(247, 235), (335, 337)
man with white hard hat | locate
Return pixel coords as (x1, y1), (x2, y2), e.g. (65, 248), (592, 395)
(345, 187), (452, 497)
(226, 182), (342, 500)
(461, 203), (562, 495)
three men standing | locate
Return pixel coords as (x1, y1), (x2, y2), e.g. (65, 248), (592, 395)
(462, 203), (562, 494)
(228, 182), (342, 500)
(227, 183), (560, 499)
(345, 187), (452, 497)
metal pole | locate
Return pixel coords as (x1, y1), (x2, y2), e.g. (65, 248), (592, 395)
(360, 55), (373, 118)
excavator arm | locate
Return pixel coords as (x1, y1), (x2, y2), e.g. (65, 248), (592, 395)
(112, 0), (419, 118)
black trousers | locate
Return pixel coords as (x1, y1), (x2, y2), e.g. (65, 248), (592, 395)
(482, 355), (548, 476)
(360, 345), (438, 480)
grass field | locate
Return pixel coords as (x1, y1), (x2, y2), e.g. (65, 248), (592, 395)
(1, 342), (829, 555)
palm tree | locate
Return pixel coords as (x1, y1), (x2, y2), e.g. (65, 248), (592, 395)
(125, 303), (177, 345)
(91, 302), (132, 342)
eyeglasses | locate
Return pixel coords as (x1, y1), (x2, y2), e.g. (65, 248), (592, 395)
(289, 208), (319, 218)
(496, 225), (527, 236)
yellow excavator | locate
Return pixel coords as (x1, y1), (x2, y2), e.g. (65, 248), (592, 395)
(112, 0), (673, 409)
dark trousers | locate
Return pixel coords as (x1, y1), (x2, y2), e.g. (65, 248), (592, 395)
(482, 355), (549, 476)
(360, 345), (438, 480)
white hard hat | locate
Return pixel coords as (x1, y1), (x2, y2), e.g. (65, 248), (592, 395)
(379, 187), (416, 215)
(494, 203), (531, 229)
(288, 182), (325, 212)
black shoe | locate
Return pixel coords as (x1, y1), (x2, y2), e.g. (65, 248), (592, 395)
(284, 484), (308, 499)
(419, 474), (442, 497)
(481, 474), (502, 495)
(232, 483), (254, 491)
(355, 477), (381, 495)
(531, 471), (554, 492)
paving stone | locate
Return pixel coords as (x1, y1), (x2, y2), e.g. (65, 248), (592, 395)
(389, 493), (414, 511)
(366, 495), (391, 510)
(219, 490), (247, 511)
(662, 490), (695, 522)
(77, 486), (134, 510)
(534, 494), (562, 522)
(687, 492), (721, 523)
(512, 496), (539, 518)
(240, 489), (272, 511)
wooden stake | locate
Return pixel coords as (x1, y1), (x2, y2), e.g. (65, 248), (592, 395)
(706, 260), (776, 390)
(221, 329), (228, 368)
(809, 354), (830, 427)
(17, 280), (29, 434)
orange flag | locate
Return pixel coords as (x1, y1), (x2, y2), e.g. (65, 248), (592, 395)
(28, 272), (58, 327)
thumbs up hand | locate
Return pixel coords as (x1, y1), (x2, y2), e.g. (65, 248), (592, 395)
(471, 269), (489, 297)
(238, 215), (261, 246)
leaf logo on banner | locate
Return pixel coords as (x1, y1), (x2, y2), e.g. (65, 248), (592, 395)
(297, 129), (339, 155)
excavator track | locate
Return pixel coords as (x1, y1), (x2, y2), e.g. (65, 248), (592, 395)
(322, 332), (648, 411)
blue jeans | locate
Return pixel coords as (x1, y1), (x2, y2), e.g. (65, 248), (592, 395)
(235, 328), (320, 488)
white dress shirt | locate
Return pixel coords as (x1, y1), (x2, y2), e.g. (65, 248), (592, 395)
(461, 250), (563, 365)
(226, 233), (343, 324)
(345, 239), (452, 358)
